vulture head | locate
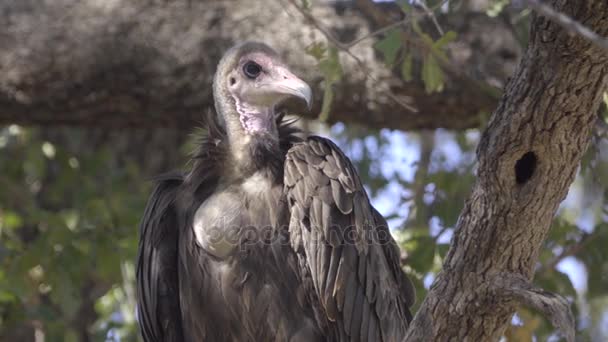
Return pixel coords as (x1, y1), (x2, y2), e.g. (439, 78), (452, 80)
(213, 42), (312, 138)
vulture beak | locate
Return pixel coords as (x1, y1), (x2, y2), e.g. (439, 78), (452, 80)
(265, 67), (312, 109)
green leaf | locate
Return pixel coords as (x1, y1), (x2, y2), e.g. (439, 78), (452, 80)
(412, 21), (434, 46)
(1, 211), (23, 231)
(319, 85), (335, 122)
(318, 46), (342, 121)
(486, 0), (510, 17)
(318, 46), (342, 84)
(305, 41), (327, 61)
(375, 29), (402, 66)
(395, 0), (412, 13)
(401, 53), (414, 82)
(404, 236), (436, 273)
(434, 31), (457, 48)
(49, 272), (81, 319)
(421, 55), (444, 93)
(300, 0), (311, 10)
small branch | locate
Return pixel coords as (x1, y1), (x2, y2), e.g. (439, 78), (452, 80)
(285, 0), (418, 113)
(490, 273), (575, 342)
(285, 0), (347, 50)
(523, 0), (608, 52)
(403, 131), (434, 229)
(344, 18), (408, 49)
(419, 0), (445, 36)
(356, 0), (502, 100)
(354, 0), (393, 28)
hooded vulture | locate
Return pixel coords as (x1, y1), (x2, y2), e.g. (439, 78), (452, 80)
(136, 41), (415, 342)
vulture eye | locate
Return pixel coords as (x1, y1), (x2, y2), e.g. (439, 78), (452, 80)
(243, 62), (262, 79)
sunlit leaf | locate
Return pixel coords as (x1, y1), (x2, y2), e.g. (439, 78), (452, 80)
(422, 55), (444, 93)
(375, 29), (402, 67)
(318, 46), (342, 121)
(434, 31), (457, 48)
(412, 21), (434, 46)
(0, 211), (23, 231)
(487, 0), (510, 17)
(401, 53), (414, 82)
(305, 41), (327, 61)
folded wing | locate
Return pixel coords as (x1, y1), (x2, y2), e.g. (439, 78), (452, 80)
(285, 136), (415, 342)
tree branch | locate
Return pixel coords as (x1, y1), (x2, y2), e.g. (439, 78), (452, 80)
(0, 0), (512, 130)
(489, 273), (574, 342)
(523, 0), (608, 53)
(405, 0), (608, 340)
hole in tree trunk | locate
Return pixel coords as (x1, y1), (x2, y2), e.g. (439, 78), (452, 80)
(515, 151), (537, 184)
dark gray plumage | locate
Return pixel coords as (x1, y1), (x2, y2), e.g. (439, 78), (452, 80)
(136, 42), (415, 342)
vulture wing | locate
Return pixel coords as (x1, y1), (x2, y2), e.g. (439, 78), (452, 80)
(285, 136), (415, 342)
(136, 173), (184, 342)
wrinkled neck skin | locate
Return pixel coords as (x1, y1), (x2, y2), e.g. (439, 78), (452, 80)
(217, 93), (280, 179)
(234, 98), (275, 135)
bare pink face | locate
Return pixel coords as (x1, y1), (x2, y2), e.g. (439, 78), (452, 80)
(227, 52), (312, 109)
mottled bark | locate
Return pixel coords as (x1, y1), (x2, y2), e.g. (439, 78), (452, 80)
(0, 0), (520, 131)
(405, 1), (608, 340)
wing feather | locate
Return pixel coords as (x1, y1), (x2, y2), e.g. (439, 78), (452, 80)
(136, 174), (184, 342)
(285, 136), (415, 341)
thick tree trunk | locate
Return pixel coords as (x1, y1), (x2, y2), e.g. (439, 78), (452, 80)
(0, 0), (520, 131)
(405, 1), (608, 340)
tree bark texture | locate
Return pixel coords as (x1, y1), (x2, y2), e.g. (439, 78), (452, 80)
(405, 1), (608, 340)
(0, 0), (521, 131)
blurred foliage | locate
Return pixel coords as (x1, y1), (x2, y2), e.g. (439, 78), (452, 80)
(305, 43), (343, 122)
(0, 126), (145, 341)
(0, 1), (607, 341)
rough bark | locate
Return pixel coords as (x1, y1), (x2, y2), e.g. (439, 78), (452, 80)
(405, 1), (608, 340)
(0, 0), (521, 130)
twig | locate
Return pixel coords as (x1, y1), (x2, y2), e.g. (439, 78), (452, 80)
(356, 0), (502, 100)
(347, 0), (450, 49)
(345, 18), (409, 49)
(285, 0), (418, 112)
(523, 0), (608, 52)
(418, 0), (445, 36)
(287, 0), (347, 50)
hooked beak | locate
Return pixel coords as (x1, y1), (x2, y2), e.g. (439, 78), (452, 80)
(263, 67), (312, 109)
